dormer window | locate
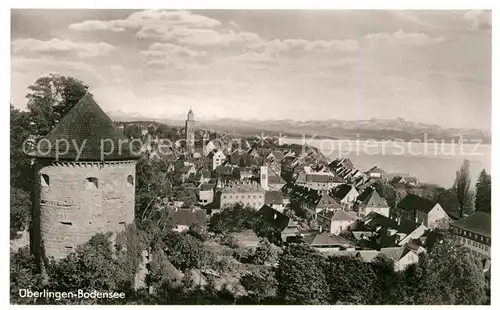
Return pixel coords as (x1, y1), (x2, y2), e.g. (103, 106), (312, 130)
(86, 177), (98, 190)
(41, 174), (50, 187)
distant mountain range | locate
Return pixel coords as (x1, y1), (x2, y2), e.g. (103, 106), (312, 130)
(107, 111), (491, 144)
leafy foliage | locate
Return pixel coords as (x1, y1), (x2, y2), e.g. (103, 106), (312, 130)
(208, 204), (259, 234)
(474, 169), (491, 213)
(10, 247), (45, 305)
(250, 239), (279, 266)
(10, 187), (32, 239)
(10, 105), (34, 191)
(276, 243), (328, 304)
(324, 256), (376, 304)
(240, 268), (277, 302)
(25, 73), (88, 137)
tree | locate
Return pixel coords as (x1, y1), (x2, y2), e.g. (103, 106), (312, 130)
(10, 187), (32, 239)
(10, 247), (45, 304)
(240, 268), (277, 303)
(123, 124), (142, 139)
(400, 254), (440, 304)
(250, 239), (279, 265)
(10, 105), (34, 191)
(208, 204), (259, 234)
(187, 222), (209, 242)
(25, 73), (88, 137)
(135, 157), (170, 220)
(47, 233), (133, 293)
(324, 255), (376, 304)
(474, 169), (491, 213)
(162, 231), (215, 272)
(422, 237), (487, 304)
(371, 255), (405, 304)
(453, 160), (473, 218)
(431, 187), (460, 217)
(276, 244), (328, 304)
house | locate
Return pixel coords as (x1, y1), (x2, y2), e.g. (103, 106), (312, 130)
(204, 140), (218, 156)
(266, 151), (284, 162)
(303, 232), (356, 252)
(256, 205), (300, 241)
(178, 164), (197, 183)
(356, 212), (428, 248)
(356, 189), (390, 217)
(198, 183), (216, 205)
(396, 194), (450, 228)
(315, 192), (343, 214)
(267, 167), (286, 190)
(171, 208), (207, 232)
(450, 211), (491, 259)
(323, 247), (419, 271)
(265, 191), (285, 212)
(396, 218), (427, 246)
(317, 209), (358, 235)
(295, 171), (342, 191)
(331, 184), (359, 209)
(266, 160), (282, 177)
(328, 158), (354, 171)
(366, 166), (386, 179)
(240, 167), (254, 180)
(214, 165), (236, 181)
(219, 181), (265, 210)
(207, 149), (226, 171)
(391, 175), (421, 187)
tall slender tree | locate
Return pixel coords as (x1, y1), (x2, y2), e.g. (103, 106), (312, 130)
(474, 169), (491, 213)
(453, 159), (472, 218)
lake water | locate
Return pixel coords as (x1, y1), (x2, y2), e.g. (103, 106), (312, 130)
(282, 138), (491, 188)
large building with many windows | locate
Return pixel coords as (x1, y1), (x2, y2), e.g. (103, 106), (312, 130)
(450, 211), (491, 258)
(218, 181), (265, 210)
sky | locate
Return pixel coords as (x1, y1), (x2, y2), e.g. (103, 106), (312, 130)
(10, 9), (492, 129)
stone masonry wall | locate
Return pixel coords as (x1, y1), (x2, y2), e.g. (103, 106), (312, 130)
(34, 160), (137, 260)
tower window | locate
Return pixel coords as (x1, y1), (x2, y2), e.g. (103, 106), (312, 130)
(60, 221), (72, 226)
(41, 174), (50, 187)
(86, 177), (98, 189)
(127, 175), (134, 187)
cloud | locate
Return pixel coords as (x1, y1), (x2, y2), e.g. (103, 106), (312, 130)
(69, 20), (126, 32)
(11, 38), (116, 58)
(137, 26), (262, 49)
(464, 10), (492, 31)
(69, 9), (221, 32)
(364, 29), (445, 47)
(142, 42), (207, 58)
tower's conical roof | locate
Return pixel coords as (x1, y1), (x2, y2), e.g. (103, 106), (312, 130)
(32, 93), (142, 161)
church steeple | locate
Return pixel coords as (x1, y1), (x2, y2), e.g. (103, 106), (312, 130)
(187, 106), (194, 121)
(185, 106), (195, 154)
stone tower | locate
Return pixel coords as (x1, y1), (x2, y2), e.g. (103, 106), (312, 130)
(30, 93), (142, 260)
(185, 107), (195, 154)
